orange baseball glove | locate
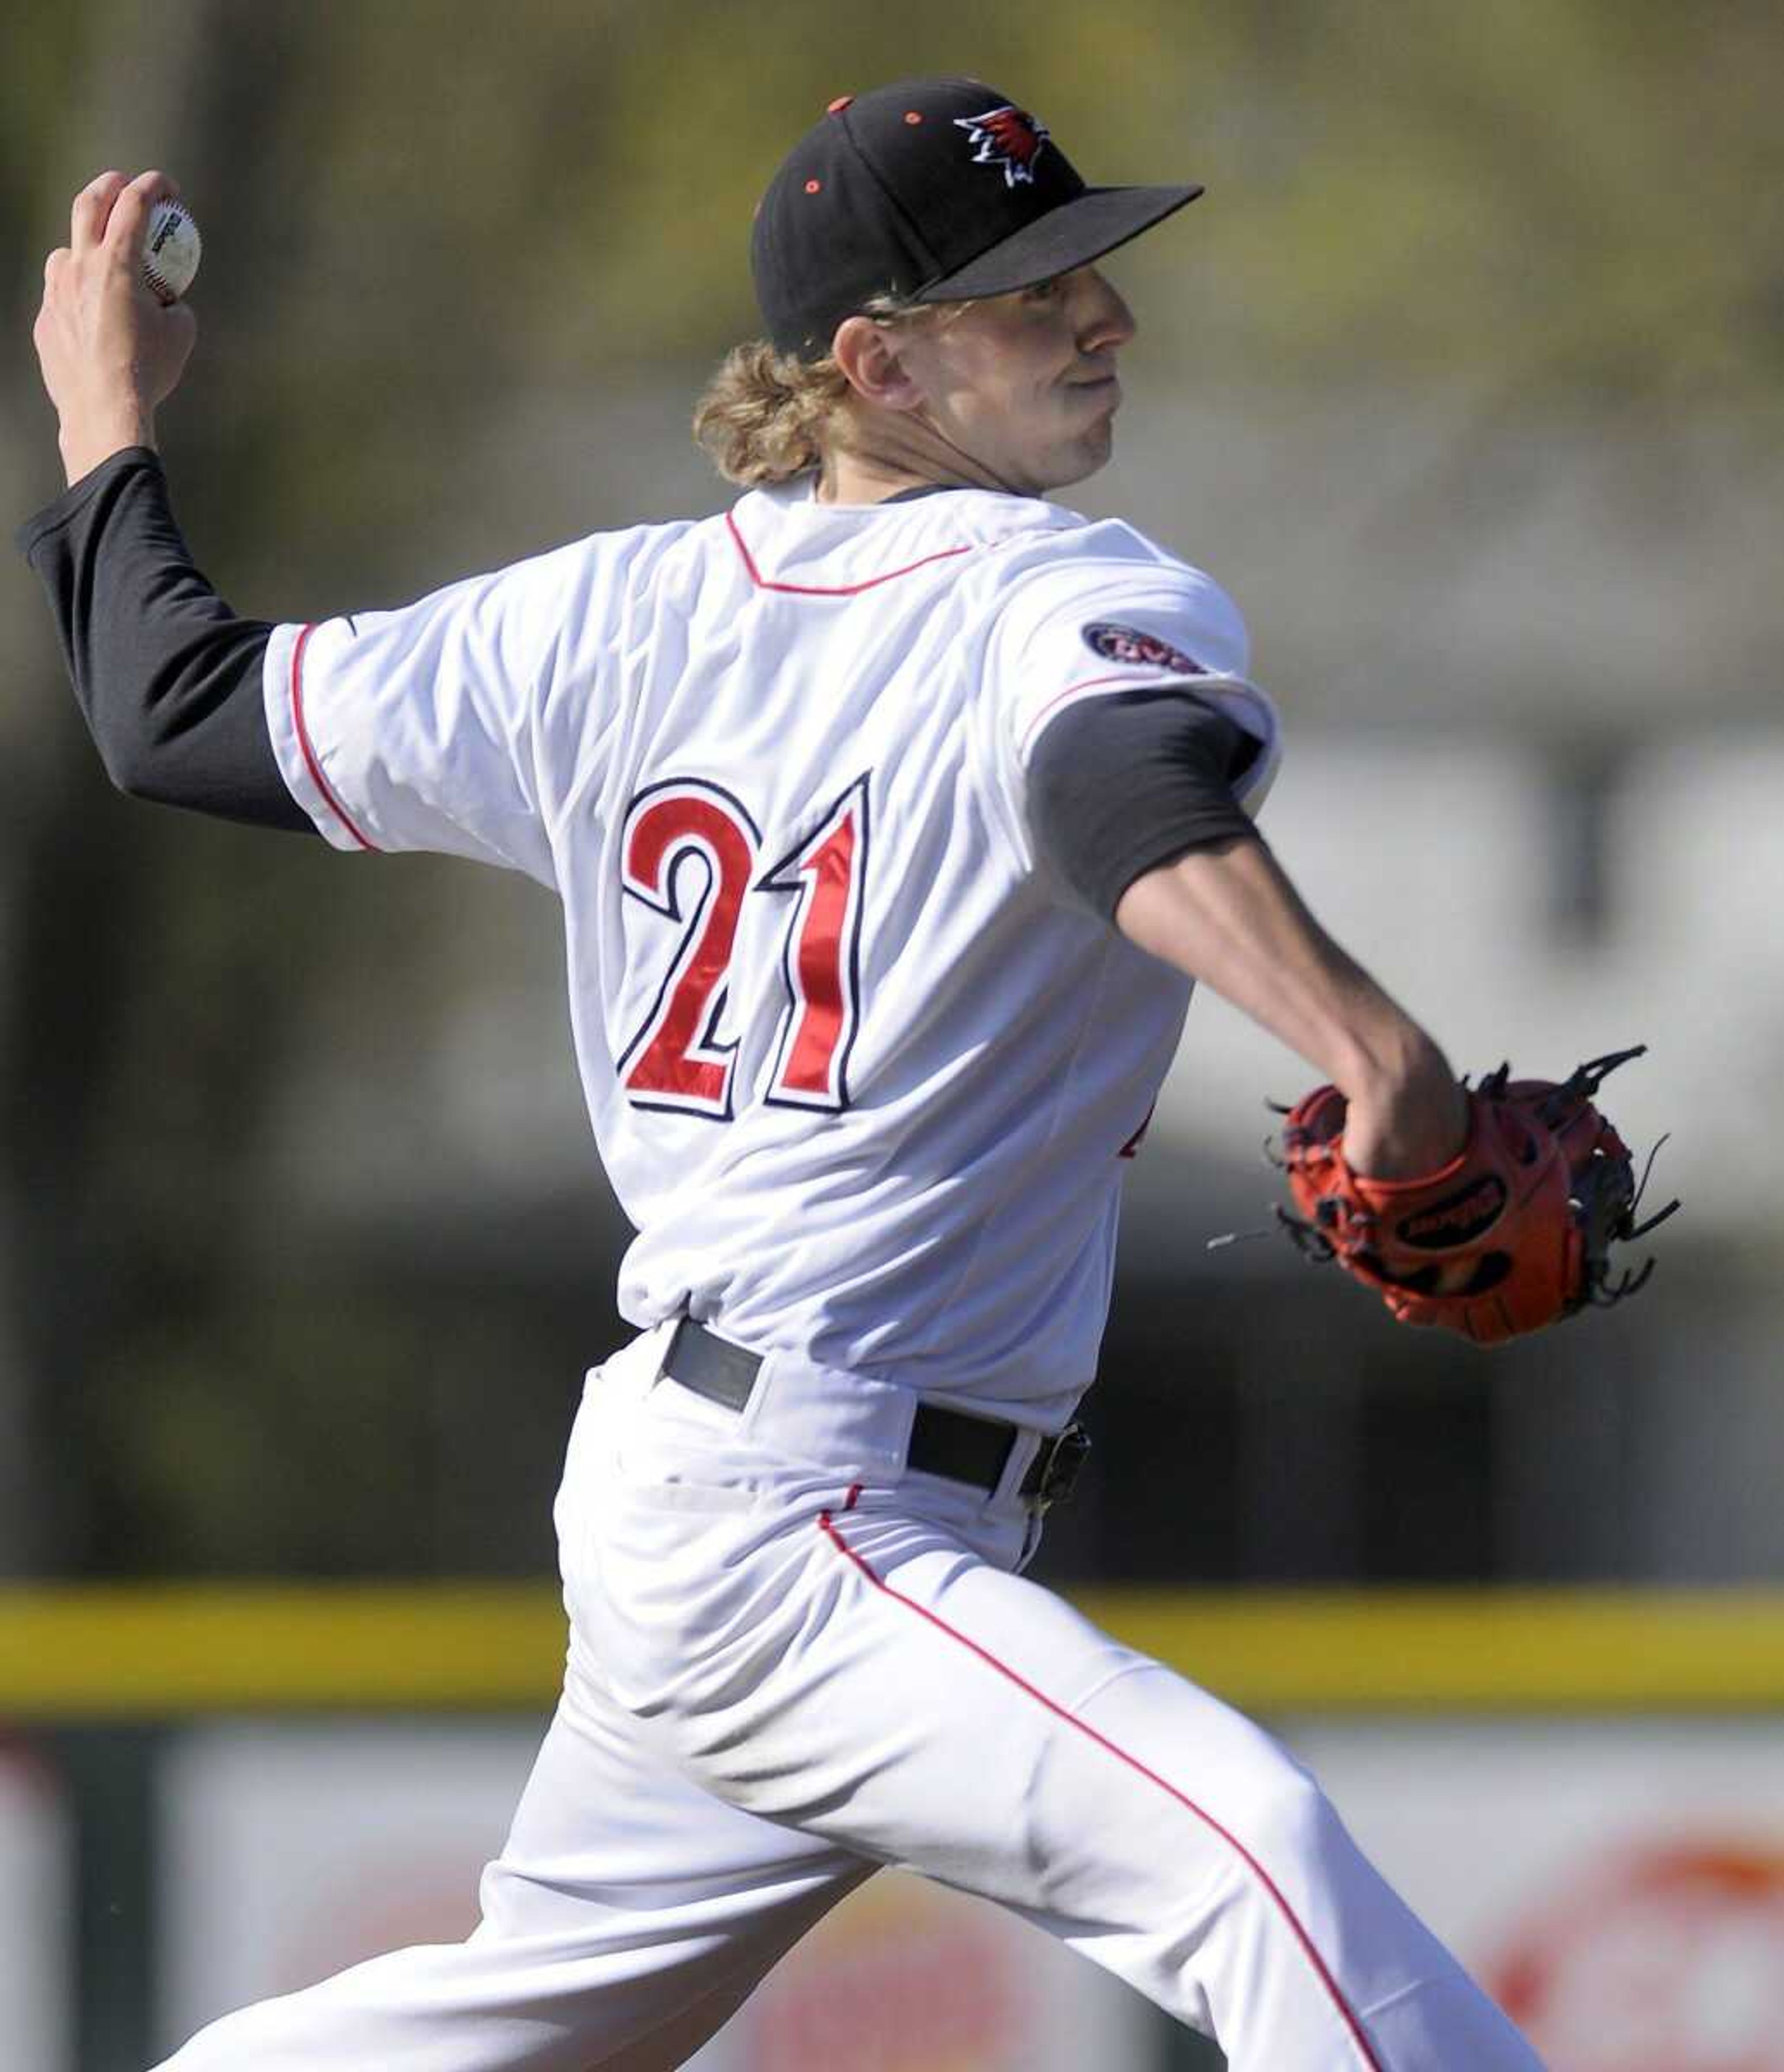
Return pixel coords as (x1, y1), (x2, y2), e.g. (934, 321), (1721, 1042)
(1274, 1046), (1678, 1346)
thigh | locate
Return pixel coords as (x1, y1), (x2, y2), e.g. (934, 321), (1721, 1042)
(673, 1501), (1538, 2071)
(689, 1499), (1304, 1911)
(568, 1356), (1538, 2068)
(153, 1682), (872, 2072)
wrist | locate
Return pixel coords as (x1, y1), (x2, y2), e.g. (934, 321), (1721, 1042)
(1335, 1026), (1451, 1109)
(59, 409), (155, 488)
(1338, 1031), (1467, 1179)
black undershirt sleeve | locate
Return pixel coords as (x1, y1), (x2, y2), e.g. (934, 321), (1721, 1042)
(16, 448), (314, 833)
(1026, 690), (1265, 921)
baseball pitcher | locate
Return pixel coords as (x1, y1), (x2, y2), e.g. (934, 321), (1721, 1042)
(21, 76), (1603, 2072)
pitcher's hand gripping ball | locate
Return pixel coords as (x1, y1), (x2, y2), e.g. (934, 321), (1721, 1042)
(143, 198), (200, 304)
(1274, 1045), (1679, 1345)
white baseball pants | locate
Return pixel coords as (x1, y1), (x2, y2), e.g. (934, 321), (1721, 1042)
(153, 1325), (1545, 2070)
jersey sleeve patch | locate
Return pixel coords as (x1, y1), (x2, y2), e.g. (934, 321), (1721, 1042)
(1080, 621), (1207, 676)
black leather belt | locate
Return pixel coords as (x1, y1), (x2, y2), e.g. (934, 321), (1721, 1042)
(662, 1318), (1089, 1507)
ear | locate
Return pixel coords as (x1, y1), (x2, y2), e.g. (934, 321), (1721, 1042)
(832, 314), (927, 412)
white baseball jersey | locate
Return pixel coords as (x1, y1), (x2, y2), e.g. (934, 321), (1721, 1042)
(261, 484), (1279, 1427)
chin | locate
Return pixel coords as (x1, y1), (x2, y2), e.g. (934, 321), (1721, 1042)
(1036, 426), (1115, 494)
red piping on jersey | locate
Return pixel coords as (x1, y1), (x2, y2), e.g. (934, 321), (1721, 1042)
(1018, 673), (1163, 758)
(290, 623), (377, 852)
(814, 1510), (1384, 2071)
(726, 510), (971, 596)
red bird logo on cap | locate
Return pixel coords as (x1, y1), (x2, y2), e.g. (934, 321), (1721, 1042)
(954, 105), (1051, 187)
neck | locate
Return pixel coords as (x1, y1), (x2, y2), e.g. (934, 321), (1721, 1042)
(816, 403), (1027, 506)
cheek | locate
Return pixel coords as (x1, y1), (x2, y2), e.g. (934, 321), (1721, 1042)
(950, 361), (1019, 427)
(1034, 341), (1078, 405)
(979, 351), (1051, 417)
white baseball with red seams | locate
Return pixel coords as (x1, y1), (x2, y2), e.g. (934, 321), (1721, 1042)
(146, 484), (1549, 2068)
(142, 198), (200, 303)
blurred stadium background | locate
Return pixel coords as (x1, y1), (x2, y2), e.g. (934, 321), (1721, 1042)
(2, 4), (1780, 2067)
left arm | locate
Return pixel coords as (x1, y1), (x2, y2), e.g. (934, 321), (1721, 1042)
(1025, 691), (1464, 1175)
(1114, 837), (1466, 1178)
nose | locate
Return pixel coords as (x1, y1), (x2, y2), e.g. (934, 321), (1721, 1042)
(1074, 266), (1136, 353)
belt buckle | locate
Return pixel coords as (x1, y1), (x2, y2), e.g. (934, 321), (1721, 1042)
(1029, 1424), (1090, 1511)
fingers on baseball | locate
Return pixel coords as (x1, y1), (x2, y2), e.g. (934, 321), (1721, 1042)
(103, 171), (181, 270)
(70, 170), (128, 252)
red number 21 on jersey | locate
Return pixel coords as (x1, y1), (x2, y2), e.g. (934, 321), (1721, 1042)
(618, 776), (870, 1120)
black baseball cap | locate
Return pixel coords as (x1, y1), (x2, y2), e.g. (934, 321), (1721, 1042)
(752, 77), (1202, 360)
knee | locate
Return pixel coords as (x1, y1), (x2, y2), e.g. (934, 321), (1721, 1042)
(1234, 1750), (1351, 1875)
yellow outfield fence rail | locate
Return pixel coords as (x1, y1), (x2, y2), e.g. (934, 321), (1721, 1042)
(2, 1586), (1783, 1718)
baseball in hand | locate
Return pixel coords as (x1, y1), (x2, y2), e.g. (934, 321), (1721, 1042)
(143, 197), (201, 304)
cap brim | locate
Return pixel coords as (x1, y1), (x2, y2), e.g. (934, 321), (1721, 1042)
(916, 183), (1203, 304)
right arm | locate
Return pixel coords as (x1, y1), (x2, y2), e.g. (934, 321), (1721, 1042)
(24, 168), (306, 832)
(25, 167), (602, 883)
(20, 449), (308, 831)
(33, 169), (193, 492)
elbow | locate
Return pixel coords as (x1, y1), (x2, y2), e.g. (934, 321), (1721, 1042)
(80, 672), (195, 801)
(96, 727), (158, 801)
(72, 682), (157, 798)
(91, 714), (183, 806)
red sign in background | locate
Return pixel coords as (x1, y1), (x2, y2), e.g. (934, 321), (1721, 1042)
(1490, 1844), (1784, 2072)
(749, 1880), (1024, 2072)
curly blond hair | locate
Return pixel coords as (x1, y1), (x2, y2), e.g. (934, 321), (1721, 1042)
(692, 298), (970, 488)
(692, 341), (851, 489)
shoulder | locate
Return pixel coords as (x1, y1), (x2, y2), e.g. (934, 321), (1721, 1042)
(403, 516), (714, 657)
(981, 516), (1252, 680)
(529, 512), (708, 591)
(350, 517), (708, 632)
